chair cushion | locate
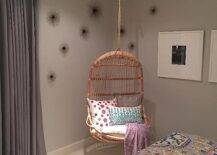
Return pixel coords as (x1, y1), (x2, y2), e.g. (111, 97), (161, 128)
(87, 98), (117, 132)
(109, 105), (143, 125)
(117, 94), (142, 107)
(101, 125), (126, 134)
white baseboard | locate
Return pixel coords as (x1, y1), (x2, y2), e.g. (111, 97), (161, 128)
(47, 137), (94, 155)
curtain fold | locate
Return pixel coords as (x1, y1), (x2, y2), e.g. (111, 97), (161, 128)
(1, 0), (46, 154)
(1, 2), (3, 155)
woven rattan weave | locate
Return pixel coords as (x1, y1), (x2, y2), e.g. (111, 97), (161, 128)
(86, 51), (149, 143)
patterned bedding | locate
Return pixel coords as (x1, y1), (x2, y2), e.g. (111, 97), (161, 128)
(139, 132), (217, 155)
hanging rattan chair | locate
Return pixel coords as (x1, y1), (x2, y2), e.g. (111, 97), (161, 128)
(86, 50), (150, 143)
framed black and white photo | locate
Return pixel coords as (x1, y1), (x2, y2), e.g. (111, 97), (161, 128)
(158, 31), (204, 81)
(209, 30), (217, 83)
(172, 45), (186, 65)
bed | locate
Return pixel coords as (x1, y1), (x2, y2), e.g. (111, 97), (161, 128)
(139, 132), (217, 155)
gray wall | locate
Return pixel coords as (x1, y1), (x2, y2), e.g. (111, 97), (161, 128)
(123, 0), (217, 141)
(39, 0), (116, 152)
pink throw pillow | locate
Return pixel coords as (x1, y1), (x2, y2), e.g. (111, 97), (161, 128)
(87, 98), (117, 132)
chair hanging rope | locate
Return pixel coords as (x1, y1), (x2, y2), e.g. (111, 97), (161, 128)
(117, 0), (122, 50)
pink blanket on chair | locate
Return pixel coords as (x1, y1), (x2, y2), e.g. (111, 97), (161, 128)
(124, 123), (150, 155)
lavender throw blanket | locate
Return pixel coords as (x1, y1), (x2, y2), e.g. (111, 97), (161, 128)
(124, 123), (150, 155)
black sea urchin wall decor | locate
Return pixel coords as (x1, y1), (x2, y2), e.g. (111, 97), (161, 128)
(89, 3), (102, 18)
(149, 6), (157, 15)
(47, 71), (56, 82)
(47, 11), (60, 26)
(59, 43), (69, 55)
(80, 26), (89, 39)
(128, 42), (135, 50)
(120, 26), (126, 37)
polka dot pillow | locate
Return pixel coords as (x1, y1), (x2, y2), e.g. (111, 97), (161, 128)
(87, 98), (117, 132)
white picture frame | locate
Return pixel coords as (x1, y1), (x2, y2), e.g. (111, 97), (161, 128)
(209, 30), (217, 83)
(158, 31), (204, 81)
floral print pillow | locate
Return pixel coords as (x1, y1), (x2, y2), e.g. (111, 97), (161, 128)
(87, 98), (117, 132)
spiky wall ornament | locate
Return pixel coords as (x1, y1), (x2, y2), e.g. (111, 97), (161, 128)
(120, 26), (126, 37)
(47, 11), (60, 26)
(128, 42), (135, 50)
(89, 3), (102, 18)
(150, 6), (157, 15)
(59, 43), (69, 55)
(47, 71), (56, 82)
(80, 26), (89, 39)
